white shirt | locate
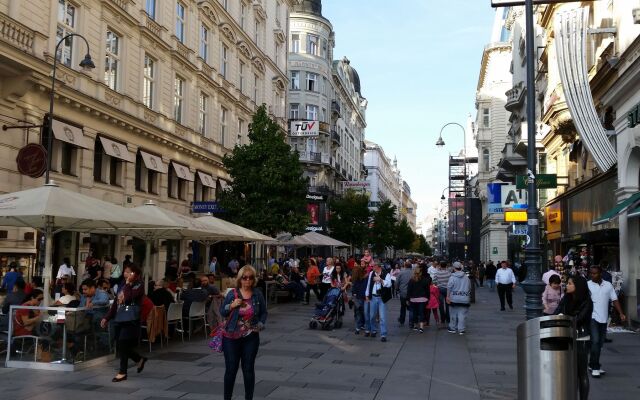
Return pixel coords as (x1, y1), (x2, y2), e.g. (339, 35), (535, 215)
(321, 266), (334, 284)
(542, 270), (560, 285)
(495, 268), (516, 285)
(427, 265), (438, 280)
(588, 279), (618, 324)
(365, 270), (392, 297)
(56, 263), (76, 279)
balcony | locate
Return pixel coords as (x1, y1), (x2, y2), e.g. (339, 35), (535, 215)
(331, 100), (341, 117)
(331, 130), (341, 146)
(298, 151), (330, 165)
(319, 121), (330, 134)
(505, 81), (525, 112)
(498, 142), (527, 171)
(0, 13), (37, 54)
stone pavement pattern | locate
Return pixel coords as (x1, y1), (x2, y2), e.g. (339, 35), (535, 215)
(1, 286), (639, 399)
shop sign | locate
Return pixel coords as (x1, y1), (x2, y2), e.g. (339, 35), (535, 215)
(306, 225), (324, 232)
(343, 181), (370, 189)
(192, 201), (225, 213)
(511, 224), (528, 236)
(290, 120), (319, 137)
(487, 182), (507, 214)
(516, 174), (557, 189)
(16, 143), (47, 178)
(306, 193), (326, 202)
(501, 185), (528, 209)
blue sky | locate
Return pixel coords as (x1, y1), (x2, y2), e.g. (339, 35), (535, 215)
(323, 0), (496, 223)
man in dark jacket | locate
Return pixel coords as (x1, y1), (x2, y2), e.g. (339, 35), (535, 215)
(485, 261), (497, 291)
(395, 261), (413, 327)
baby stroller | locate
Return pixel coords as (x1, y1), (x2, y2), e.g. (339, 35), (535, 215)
(309, 287), (344, 330)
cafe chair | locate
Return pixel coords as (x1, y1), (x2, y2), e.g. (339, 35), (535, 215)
(140, 305), (167, 352)
(166, 302), (184, 343)
(187, 301), (208, 340)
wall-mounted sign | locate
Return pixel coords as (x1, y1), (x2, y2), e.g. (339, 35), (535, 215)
(306, 193), (326, 202)
(192, 201), (225, 213)
(505, 210), (528, 222)
(516, 174), (557, 189)
(487, 182), (507, 214)
(16, 143), (47, 178)
(501, 185), (528, 209)
(290, 120), (319, 137)
(343, 181), (370, 189)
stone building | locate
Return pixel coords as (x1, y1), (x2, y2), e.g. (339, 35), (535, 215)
(0, 0), (291, 280)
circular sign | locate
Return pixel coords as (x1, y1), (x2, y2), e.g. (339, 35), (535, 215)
(16, 143), (47, 178)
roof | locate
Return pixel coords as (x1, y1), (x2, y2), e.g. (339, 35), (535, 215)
(292, 0), (322, 17)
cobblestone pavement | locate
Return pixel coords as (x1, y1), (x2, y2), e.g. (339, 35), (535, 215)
(1, 285), (638, 399)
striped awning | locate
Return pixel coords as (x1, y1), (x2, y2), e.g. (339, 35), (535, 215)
(555, 8), (617, 172)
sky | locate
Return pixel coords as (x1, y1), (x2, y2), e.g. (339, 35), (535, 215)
(322, 0), (496, 225)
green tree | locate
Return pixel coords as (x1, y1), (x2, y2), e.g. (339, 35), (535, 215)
(394, 218), (416, 252)
(328, 189), (371, 252)
(412, 234), (432, 256)
(218, 105), (308, 236)
(370, 200), (397, 256)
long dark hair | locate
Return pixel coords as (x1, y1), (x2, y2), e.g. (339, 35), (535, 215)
(331, 264), (345, 281)
(566, 276), (589, 314)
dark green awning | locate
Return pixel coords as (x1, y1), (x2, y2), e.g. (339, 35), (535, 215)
(628, 204), (640, 219)
(593, 192), (640, 225)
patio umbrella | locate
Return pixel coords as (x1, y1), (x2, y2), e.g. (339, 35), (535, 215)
(196, 215), (274, 242)
(0, 183), (179, 304)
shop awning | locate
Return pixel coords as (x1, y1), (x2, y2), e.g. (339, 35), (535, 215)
(99, 136), (134, 162)
(52, 119), (92, 149)
(219, 179), (229, 189)
(197, 171), (216, 188)
(628, 204), (640, 219)
(171, 161), (194, 181)
(593, 192), (640, 225)
(140, 150), (168, 173)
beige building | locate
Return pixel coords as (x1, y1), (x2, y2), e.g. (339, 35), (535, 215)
(0, 0), (292, 280)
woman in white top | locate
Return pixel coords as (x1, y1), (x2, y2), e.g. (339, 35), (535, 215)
(55, 282), (78, 306)
(320, 257), (335, 300)
(56, 257), (76, 280)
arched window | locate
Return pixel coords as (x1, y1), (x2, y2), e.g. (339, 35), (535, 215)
(483, 148), (490, 172)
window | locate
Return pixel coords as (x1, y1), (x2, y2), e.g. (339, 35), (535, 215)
(199, 24), (208, 61)
(239, 61), (245, 93)
(290, 104), (299, 120)
(254, 19), (260, 44)
(306, 72), (318, 91)
(220, 107), (227, 146)
(306, 105), (318, 121)
(237, 119), (245, 146)
(145, 0), (156, 19)
(198, 92), (208, 135)
(174, 76), (184, 123)
(176, 2), (185, 43)
(275, 43), (280, 66)
(322, 38), (328, 58)
(307, 34), (318, 56)
(290, 71), (300, 90)
(253, 74), (259, 103)
(168, 164), (187, 200)
(222, 0), (228, 9)
(220, 44), (228, 78)
(56, 0), (76, 66)
(483, 108), (490, 128)
(482, 148), (490, 172)
(135, 152), (158, 194)
(93, 139), (123, 186)
(276, 1), (281, 26)
(539, 153), (547, 174)
(56, 141), (78, 176)
(194, 176), (212, 202)
(321, 108), (326, 123)
(143, 54), (155, 108)
(240, 2), (246, 29)
(291, 33), (300, 53)
(104, 30), (120, 90)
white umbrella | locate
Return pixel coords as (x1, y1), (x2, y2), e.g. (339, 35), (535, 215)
(196, 215), (274, 242)
(0, 183), (180, 304)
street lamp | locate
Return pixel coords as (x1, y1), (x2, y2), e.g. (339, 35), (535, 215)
(436, 123), (468, 260)
(45, 34), (95, 184)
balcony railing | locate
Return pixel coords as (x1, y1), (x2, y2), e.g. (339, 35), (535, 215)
(0, 13), (36, 53)
(331, 130), (341, 146)
(331, 100), (341, 116)
(298, 151), (330, 165)
(505, 81), (525, 112)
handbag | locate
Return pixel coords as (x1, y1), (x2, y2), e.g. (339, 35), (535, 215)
(114, 303), (140, 322)
(208, 289), (238, 352)
(380, 286), (392, 303)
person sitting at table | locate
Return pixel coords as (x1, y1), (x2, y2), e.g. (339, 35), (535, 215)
(98, 279), (115, 301)
(54, 282), (79, 306)
(13, 289), (44, 337)
(149, 279), (175, 311)
(274, 268), (304, 303)
(201, 275), (222, 298)
(79, 279), (110, 309)
(180, 277), (208, 316)
(2, 279), (26, 314)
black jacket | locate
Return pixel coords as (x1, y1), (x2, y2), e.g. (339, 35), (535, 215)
(407, 277), (430, 300)
(554, 295), (592, 336)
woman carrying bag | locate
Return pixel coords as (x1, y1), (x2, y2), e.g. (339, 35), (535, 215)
(220, 265), (267, 400)
(101, 263), (147, 382)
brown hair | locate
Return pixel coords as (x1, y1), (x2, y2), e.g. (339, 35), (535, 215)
(235, 265), (258, 288)
(352, 265), (365, 281)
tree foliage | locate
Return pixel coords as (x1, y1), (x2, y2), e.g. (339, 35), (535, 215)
(394, 218), (416, 252)
(412, 234), (433, 256)
(328, 189), (371, 250)
(218, 105), (308, 236)
(370, 200), (397, 255)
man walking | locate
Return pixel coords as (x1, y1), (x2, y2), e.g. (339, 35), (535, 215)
(434, 261), (452, 325)
(396, 261), (413, 327)
(495, 261), (516, 310)
(447, 262), (471, 334)
(365, 263), (392, 342)
(542, 256), (561, 285)
(587, 265), (626, 377)
(485, 260), (497, 291)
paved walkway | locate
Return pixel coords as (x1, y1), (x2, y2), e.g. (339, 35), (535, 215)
(1, 285), (639, 399)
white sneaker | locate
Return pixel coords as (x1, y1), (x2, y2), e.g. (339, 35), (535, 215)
(591, 369), (601, 377)
(588, 367), (606, 375)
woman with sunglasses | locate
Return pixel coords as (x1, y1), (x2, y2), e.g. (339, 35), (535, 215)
(220, 265), (267, 400)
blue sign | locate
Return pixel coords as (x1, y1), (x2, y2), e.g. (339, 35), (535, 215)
(512, 223), (528, 236)
(487, 183), (507, 214)
(192, 201), (225, 213)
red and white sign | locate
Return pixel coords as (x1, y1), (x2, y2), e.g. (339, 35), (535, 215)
(289, 120), (319, 137)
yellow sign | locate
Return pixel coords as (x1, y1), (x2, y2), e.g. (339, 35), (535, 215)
(504, 210), (527, 222)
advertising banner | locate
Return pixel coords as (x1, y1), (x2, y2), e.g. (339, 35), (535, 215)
(290, 120), (319, 137)
(448, 198), (466, 244)
(487, 183), (506, 214)
(500, 185), (528, 209)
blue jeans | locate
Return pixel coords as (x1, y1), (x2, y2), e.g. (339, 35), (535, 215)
(449, 305), (469, 332)
(222, 332), (260, 400)
(438, 287), (450, 323)
(487, 279), (495, 291)
(589, 319), (607, 370)
(353, 296), (365, 330)
(365, 296), (387, 337)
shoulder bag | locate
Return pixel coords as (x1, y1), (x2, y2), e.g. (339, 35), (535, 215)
(209, 289), (238, 352)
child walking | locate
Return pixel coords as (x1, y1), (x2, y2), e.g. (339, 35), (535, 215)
(426, 280), (440, 326)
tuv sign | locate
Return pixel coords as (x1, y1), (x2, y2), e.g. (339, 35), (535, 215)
(290, 120), (319, 137)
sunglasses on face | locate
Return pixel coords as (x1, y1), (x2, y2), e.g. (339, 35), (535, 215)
(241, 275), (255, 281)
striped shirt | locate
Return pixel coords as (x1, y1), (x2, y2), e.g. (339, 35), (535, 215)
(433, 269), (452, 288)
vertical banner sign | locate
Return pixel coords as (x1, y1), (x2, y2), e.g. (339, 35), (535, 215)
(449, 198), (466, 244)
(487, 183), (507, 214)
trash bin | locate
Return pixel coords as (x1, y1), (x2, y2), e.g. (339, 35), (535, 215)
(517, 315), (577, 400)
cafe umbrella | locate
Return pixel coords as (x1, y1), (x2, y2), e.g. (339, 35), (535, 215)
(0, 182), (180, 305)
